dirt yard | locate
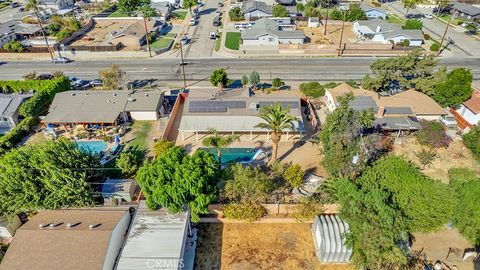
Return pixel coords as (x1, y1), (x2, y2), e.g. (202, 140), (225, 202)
(298, 26), (333, 45)
(392, 136), (480, 183)
(194, 223), (352, 270)
(324, 23), (358, 45)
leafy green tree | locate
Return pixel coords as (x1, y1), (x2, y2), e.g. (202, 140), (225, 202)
(152, 139), (174, 158)
(241, 74), (249, 87)
(402, 0), (420, 16)
(272, 4), (289, 17)
(99, 64), (123, 90)
(228, 6), (244, 21)
(209, 68), (229, 91)
(334, 156), (454, 269)
(296, 2), (305, 12)
(118, 0), (148, 15)
(183, 0), (197, 14)
(361, 50), (438, 93)
(136, 146), (219, 221)
(115, 150), (143, 176)
(3, 40), (25, 52)
(404, 18), (423, 29)
(304, 6), (322, 17)
(223, 163), (273, 204)
(449, 168), (480, 245)
(249, 70), (260, 90)
(462, 125), (480, 160)
(433, 68), (473, 107)
(255, 103), (298, 162)
(465, 23), (478, 35)
(299, 82), (325, 98)
(320, 93), (383, 178)
(272, 77), (284, 89)
(345, 3), (366, 21)
(283, 163), (304, 188)
(414, 65), (446, 96)
(202, 128), (240, 163)
(0, 139), (99, 218)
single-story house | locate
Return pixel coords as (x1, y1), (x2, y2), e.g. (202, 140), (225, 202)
(451, 88), (480, 130)
(275, 0), (295, 5)
(308, 17), (320, 27)
(111, 19), (160, 50)
(42, 90), (165, 127)
(353, 19), (424, 46)
(242, 17), (305, 45)
(151, 1), (172, 21)
(101, 178), (138, 203)
(0, 209), (132, 270)
(243, 1), (273, 20)
(116, 201), (195, 270)
(0, 20), (42, 47)
(178, 88), (305, 141)
(0, 215), (22, 239)
(0, 94), (32, 134)
(38, 0), (74, 11)
(360, 3), (387, 19)
(312, 215), (352, 263)
(325, 83), (446, 131)
(452, 2), (480, 21)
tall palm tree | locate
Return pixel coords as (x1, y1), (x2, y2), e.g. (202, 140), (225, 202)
(138, 5), (157, 58)
(255, 103), (298, 162)
(25, 0), (53, 59)
(202, 128), (240, 163)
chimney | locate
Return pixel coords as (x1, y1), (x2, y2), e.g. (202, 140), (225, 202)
(377, 107), (385, 118)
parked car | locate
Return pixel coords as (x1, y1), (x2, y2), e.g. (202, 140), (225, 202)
(189, 18), (198, 26)
(69, 77), (85, 88)
(52, 57), (72, 64)
(197, 1), (204, 7)
(210, 32), (218, 39)
(19, 7), (24, 12)
(10, 2), (19, 7)
(88, 79), (103, 87)
(181, 35), (190, 45)
(217, 2), (223, 7)
(215, 10), (222, 16)
(37, 73), (54, 80)
(213, 17), (221, 26)
(234, 22), (253, 29)
(433, 5), (452, 14)
(424, 13), (433, 19)
(406, 13), (424, 19)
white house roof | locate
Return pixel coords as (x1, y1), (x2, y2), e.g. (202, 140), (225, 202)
(242, 18), (305, 40)
(359, 3), (387, 14)
(116, 201), (189, 270)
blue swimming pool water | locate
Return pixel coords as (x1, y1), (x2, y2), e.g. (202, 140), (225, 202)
(76, 141), (108, 155)
(202, 147), (256, 164)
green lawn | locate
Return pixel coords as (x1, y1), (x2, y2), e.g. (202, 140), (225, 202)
(387, 14), (404, 24)
(438, 14), (464, 25)
(172, 11), (187, 20)
(108, 9), (130, 17)
(225, 32), (240, 50)
(127, 121), (153, 150)
(150, 37), (173, 49)
(214, 32), (222, 52)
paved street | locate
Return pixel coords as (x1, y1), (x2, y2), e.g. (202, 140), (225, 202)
(384, 2), (480, 57)
(1, 57), (479, 87)
(0, 4), (23, 23)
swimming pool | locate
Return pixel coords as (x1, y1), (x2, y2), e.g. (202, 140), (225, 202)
(202, 147), (257, 164)
(76, 140), (108, 155)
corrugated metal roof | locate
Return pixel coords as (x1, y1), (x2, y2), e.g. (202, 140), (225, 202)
(384, 106), (413, 115)
(374, 116), (421, 130)
(313, 215), (352, 263)
(349, 96), (378, 111)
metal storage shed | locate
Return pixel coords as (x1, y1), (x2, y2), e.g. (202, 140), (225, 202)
(101, 178), (137, 202)
(312, 215), (352, 263)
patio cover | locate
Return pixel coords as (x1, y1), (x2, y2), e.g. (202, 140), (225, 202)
(56, 8), (74, 15)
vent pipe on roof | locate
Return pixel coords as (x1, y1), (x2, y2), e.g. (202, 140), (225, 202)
(49, 222), (63, 228)
(38, 223), (50, 229)
(66, 222), (81, 229)
(89, 223), (101, 229)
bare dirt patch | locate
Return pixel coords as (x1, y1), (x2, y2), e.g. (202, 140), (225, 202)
(298, 26), (333, 45)
(194, 223), (352, 270)
(392, 136), (480, 183)
(325, 23), (358, 45)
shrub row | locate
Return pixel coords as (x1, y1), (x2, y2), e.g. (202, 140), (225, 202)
(0, 116), (39, 153)
(223, 203), (267, 222)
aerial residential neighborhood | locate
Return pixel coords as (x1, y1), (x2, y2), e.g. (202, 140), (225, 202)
(0, 0), (479, 267)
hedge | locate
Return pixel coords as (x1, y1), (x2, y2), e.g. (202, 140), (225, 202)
(0, 116), (39, 153)
(0, 76), (70, 117)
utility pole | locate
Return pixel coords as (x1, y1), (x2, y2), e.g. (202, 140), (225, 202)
(179, 39), (187, 89)
(35, 10), (54, 60)
(143, 16), (152, 58)
(337, 10), (346, 57)
(437, 11), (455, 57)
(323, 7), (329, 36)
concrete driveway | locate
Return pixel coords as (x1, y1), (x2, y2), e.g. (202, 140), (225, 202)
(384, 1), (480, 57)
(183, 0), (224, 57)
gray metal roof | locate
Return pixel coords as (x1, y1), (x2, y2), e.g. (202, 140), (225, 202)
(356, 19), (402, 32)
(242, 18), (305, 40)
(243, 1), (273, 14)
(0, 94), (32, 118)
(374, 116), (421, 130)
(43, 90), (163, 124)
(453, 2), (480, 16)
(383, 106), (413, 115)
(359, 3), (387, 14)
(116, 201), (189, 270)
(0, 20), (41, 36)
(383, 29), (424, 40)
(349, 96), (378, 112)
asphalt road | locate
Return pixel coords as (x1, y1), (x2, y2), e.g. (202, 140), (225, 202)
(1, 57), (479, 87)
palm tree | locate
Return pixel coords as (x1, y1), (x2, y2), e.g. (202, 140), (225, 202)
(138, 5), (157, 58)
(25, 0), (53, 59)
(255, 103), (298, 162)
(202, 128), (240, 163)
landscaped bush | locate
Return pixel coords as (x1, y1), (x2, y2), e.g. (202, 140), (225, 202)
(299, 82), (325, 98)
(292, 196), (323, 222)
(404, 19), (423, 30)
(2, 40), (25, 52)
(462, 125), (480, 160)
(283, 163), (304, 188)
(430, 43), (440, 52)
(423, 33), (431, 40)
(0, 76), (71, 117)
(0, 117), (39, 153)
(228, 7), (244, 21)
(416, 121), (450, 149)
(323, 82), (339, 88)
(223, 203), (267, 222)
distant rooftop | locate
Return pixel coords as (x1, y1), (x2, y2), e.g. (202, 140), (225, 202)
(0, 93), (32, 118)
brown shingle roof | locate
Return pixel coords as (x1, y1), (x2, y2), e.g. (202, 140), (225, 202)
(463, 89), (480, 114)
(0, 209), (129, 270)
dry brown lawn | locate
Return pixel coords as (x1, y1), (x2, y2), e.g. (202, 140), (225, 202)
(298, 26), (333, 45)
(324, 24), (357, 45)
(194, 223), (353, 270)
(392, 136), (480, 183)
